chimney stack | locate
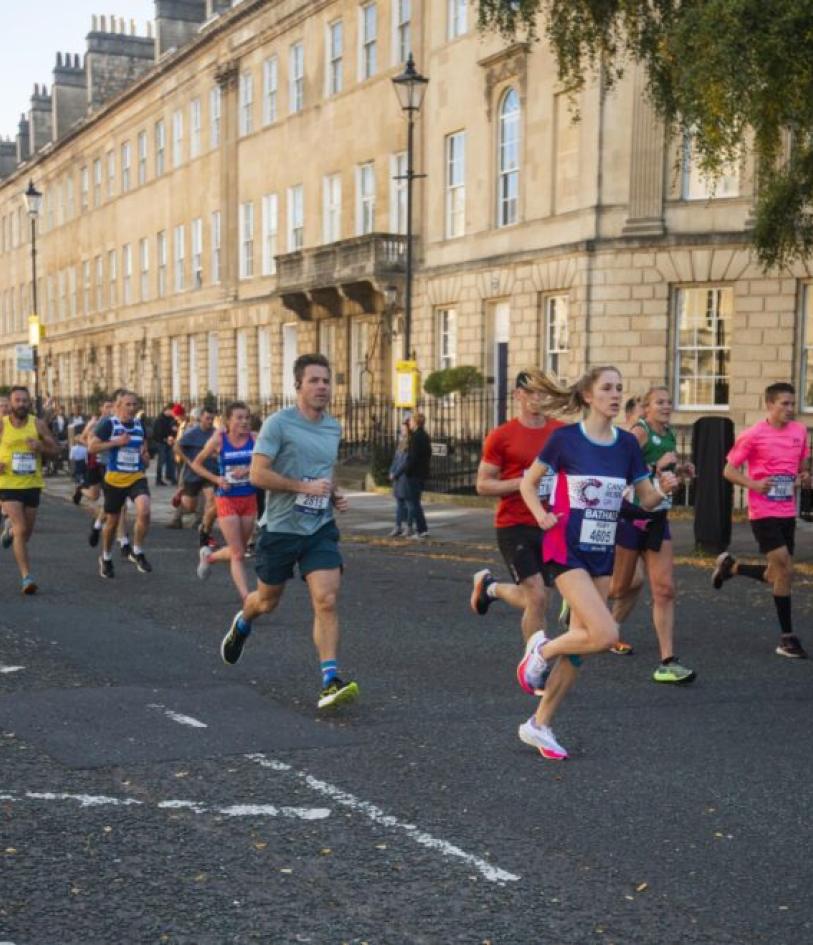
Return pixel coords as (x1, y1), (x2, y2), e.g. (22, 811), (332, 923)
(86, 16), (156, 111)
(0, 139), (17, 179)
(52, 51), (87, 139)
(29, 82), (54, 152)
(16, 113), (30, 163)
(154, 1), (207, 57)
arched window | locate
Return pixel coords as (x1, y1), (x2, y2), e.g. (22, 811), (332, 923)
(498, 88), (520, 226)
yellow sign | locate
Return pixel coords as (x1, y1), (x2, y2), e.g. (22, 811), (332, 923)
(28, 315), (41, 346)
(394, 359), (420, 408)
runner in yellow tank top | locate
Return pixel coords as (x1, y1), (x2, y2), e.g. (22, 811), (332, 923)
(0, 386), (60, 594)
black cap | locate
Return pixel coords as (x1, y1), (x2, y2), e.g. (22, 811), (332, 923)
(515, 371), (531, 390)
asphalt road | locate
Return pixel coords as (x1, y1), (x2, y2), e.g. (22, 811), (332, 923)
(1, 494), (812, 945)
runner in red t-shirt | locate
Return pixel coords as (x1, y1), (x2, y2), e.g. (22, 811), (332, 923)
(470, 370), (564, 642)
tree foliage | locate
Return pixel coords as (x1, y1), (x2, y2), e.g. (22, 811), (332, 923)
(423, 366), (485, 398)
(477, 0), (813, 268)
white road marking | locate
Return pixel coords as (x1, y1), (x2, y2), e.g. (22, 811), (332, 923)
(3, 790), (331, 822)
(147, 703), (208, 729)
(246, 753), (520, 885)
(0, 665), (24, 674)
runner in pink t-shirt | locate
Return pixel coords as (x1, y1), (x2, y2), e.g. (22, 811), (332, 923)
(712, 382), (811, 659)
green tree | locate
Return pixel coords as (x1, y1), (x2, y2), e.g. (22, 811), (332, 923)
(477, 0), (813, 268)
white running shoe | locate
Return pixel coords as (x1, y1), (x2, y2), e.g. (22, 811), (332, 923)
(197, 545), (213, 580)
(516, 630), (549, 695)
(518, 716), (568, 760)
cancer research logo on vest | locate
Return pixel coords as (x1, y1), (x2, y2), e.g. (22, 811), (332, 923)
(567, 476), (626, 511)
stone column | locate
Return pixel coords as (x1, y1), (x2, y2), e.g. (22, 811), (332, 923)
(622, 66), (666, 236)
(215, 62), (239, 300)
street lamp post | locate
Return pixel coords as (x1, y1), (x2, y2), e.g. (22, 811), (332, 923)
(392, 54), (428, 362)
(24, 180), (43, 416)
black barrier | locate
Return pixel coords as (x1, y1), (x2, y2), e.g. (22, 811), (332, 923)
(692, 416), (735, 554)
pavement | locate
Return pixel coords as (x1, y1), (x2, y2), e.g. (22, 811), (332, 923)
(0, 478), (811, 944)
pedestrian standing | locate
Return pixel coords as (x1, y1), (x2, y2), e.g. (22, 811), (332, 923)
(388, 421), (413, 537)
(152, 404), (179, 486)
(218, 353), (359, 710)
(405, 411), (432, 539)
(712, 382), (811, 658)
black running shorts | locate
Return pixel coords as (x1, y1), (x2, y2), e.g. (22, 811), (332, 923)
(102, 477), (150, 514)
(496, 524), (553, 587)
(750, 516), (796, 556)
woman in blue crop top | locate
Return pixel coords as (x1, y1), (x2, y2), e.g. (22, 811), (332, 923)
(189, 401), (257, 601)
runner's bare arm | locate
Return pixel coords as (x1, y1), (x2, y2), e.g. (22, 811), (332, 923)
(518, 458), (557, 529)
(635, 471), (679, 510)
(475, 459), (522, 497)
(723, 461), (771, 494)
(33, 418), (61, 458)
(249, 451), (331, 496)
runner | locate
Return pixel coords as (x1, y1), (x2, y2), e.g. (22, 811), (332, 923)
(0, 386), (60, 593)
(88, 390), (152, 578)
(192, 402), (257, 601)
(471, 370), (564, 643)
(608, 386), (696, 683)
(518, 366), (678, 760)
(175, 407), (218, 542)
(218, 353), (358, 710)
(0, 393), (8, 543)
(712, 382), (810, 658)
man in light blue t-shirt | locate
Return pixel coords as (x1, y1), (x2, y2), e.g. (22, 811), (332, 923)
(218, 353), (359, 710)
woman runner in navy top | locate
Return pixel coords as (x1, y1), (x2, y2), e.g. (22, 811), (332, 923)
(189, 401), (257, 601)
(518, 366), (678, 760)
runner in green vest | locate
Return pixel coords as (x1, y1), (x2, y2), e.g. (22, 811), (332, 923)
(608, 386), (696, 683)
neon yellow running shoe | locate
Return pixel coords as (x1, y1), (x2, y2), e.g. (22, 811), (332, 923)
(652, 659), (696, 684)
(318, 677), (360, 709)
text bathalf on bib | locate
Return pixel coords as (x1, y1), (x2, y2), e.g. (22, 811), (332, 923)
(117, 447), (141, 471)
(295, 476), (330, 515)
(579, 508), (618, 549)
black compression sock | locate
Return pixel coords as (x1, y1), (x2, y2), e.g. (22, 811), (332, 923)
(773, 595), (793, 636)
(737, 564), (767, 582)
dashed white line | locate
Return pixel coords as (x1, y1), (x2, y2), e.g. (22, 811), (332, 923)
(0, 665), (24, 674)
(246, 753), (520, 885)
(25, 791), (141, 808)
(147, 704), (208, 728)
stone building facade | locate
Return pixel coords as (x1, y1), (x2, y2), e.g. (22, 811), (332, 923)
(0, 0), (810, 430)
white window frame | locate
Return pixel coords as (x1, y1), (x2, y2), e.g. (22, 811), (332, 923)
(681, 133), (740, 201)
(93, 159), (102, 208)
(157, 230), (167, 298)
(239, 72), (254, 136)
(498, 88), (520, 227)
(106, 151), (115, 199)
(190, 98), (202, 158)
(356, 162), (376, 236)
(94, 255), (103, 311)
(139, 238), (149, 301)
(174, 224), (185, 292)
(436, 307), (458, 370)
(171, 337), (181, 402)
(155, 119), (166, 176)
(191, 217), (203, 289)
(390, 152), (407, 234)
(544, 294), (569, 380)
(350, 319), (371, 398)
(290, 42), (304, 114)
(262, 194), (278, 275)
(82, 259), (91, 314)
(445, 131), (465, 238)
(287, 185), (304, 250)
(207, 331), (219, 394)
(80, 167), (89, 211)
(210, 86), (221, 148)
(801, 285), (813, 412)
(122, 243), (132, 304)
(448, 0), (468, 39)
(393, 0), (411, 65)
(673, 285), (733, 410)
(172, 109), (183, 167)
(236, 329), (249, 400)
(137, 131), (148, 185)
(263, 57), (278, 125)
(239, 202), (254, 279)
(359, 3), (378, 80)
(323, 174), (342, 244)
(327, 21), (343, 96)
(108, 250), (117, 308)
(189, 336), (199, 401)
(211, 211), (221, 284)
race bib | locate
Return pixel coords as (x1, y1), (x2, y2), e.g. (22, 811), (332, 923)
(537, 474), (556, 502)
(117, 447), (141, 471)
(578, 509), (618, 549)
(11, 451), (36, 475)
(767, 474), (795, 501)
(295, 477), (330, 515)
(226, 466), (250, 485)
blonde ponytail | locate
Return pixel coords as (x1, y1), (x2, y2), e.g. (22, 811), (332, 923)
(520, 365), (621, 415)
